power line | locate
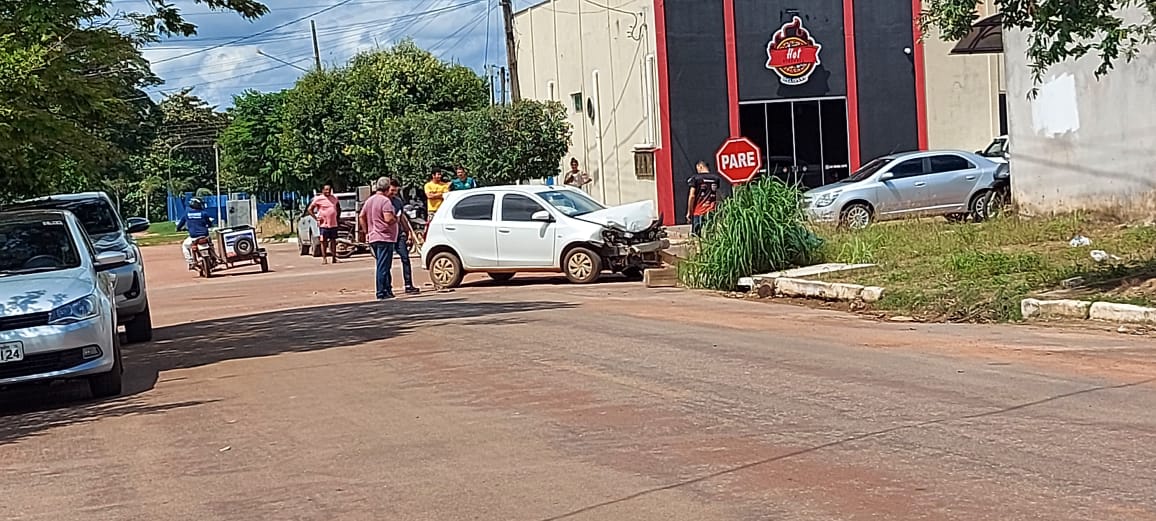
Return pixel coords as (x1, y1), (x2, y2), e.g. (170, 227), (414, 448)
(151, 0), (359, 65)
(153, 0), (487, 86)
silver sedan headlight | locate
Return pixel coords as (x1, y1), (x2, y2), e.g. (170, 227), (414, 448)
(814, 191), (842, 208)
(49, 295), (99, 325)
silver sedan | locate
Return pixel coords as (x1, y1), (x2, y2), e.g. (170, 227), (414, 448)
(0, 210), (126, 398)
(803, 150), (1008, 229)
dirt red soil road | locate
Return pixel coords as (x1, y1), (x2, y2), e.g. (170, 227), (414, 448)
(2, 243), (1156, 521)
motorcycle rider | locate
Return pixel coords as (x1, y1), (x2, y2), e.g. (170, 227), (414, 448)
(177, 197), (215, 270)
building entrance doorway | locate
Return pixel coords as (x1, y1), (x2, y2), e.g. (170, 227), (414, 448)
(738, 97), (850, 189)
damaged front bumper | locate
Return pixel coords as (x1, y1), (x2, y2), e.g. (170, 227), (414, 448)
(602, 236), (670, 272)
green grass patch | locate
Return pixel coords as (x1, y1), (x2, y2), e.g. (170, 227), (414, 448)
(819, 215), (1156, 322)
(135, 221), (186, 247)
(679, 177), (822, 290)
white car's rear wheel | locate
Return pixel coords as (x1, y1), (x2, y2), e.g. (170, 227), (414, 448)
(430, 252), (464, 289)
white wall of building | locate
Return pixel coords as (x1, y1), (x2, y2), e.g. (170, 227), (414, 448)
(514, 0), (660, 207)
(922, 0), (1005, 152)
(1004, 23), (1156, 218)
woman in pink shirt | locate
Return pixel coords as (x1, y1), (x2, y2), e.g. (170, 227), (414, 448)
(307, 184), (341, 264)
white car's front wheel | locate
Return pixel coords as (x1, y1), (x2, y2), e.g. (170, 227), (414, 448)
(563, 247), (602, 284)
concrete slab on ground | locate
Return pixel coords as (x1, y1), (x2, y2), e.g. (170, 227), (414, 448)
(752, 263), (877, 281)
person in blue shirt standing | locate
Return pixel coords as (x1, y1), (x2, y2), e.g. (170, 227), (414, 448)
(177, 197), (215, 269)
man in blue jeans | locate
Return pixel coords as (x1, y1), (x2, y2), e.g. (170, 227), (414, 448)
(388, 178), (420, 294)
(359, 177), (399, 300)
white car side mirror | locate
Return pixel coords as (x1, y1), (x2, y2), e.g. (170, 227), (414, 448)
(531, 210), (553, 222)
(879, 172), (895, 181)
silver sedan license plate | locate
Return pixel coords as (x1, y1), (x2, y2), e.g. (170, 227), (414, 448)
(0, 341), (25, 364)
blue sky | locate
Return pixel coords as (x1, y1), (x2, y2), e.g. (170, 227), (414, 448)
(116, 0), (539, 107)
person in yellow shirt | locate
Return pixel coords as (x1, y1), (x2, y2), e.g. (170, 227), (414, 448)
(423, 168), (451, 221)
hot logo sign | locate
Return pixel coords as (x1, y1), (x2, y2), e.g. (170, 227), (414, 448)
(766, 16), (822, 86)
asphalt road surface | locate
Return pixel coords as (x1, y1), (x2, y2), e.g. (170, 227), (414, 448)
(2, 243), (1155, 520)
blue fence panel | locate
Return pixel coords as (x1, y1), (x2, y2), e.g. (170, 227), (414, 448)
(167, 191), (306, 223)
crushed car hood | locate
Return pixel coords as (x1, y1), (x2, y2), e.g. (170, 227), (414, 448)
(578, 200), (659, 233)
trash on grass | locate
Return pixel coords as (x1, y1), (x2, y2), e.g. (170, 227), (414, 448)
(1069, 235), (1092, 247)
(1090, 250), (1122, 263)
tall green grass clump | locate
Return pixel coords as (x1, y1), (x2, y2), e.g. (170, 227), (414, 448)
(678, 177), (822, 290)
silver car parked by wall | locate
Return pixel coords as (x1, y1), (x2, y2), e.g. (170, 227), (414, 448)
(803, 150), (1008, 229)
(0, 210), (126, 398)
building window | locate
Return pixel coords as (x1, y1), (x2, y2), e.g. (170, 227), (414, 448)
(634, 150), (655, 179)
(570, 92), (583, 113)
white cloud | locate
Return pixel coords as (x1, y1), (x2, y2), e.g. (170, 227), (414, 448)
(130, 0), (513, 106)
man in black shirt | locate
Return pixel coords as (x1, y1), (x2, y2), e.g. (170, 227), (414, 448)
(686, 161), (725, 236)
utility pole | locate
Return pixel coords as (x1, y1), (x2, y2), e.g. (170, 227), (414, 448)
(500, 0), (521, 102)
(311, 20), (322, 70)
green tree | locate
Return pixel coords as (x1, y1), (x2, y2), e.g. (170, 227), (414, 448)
(356, 101), (571, 188)
(922, 1), (1156, 82)
(153, 90), (230, 194)
(281, 68), (356, 190)
(0, 0), (265, 201)
(220, 90), (289, 193)
(341, 40), (488, 182)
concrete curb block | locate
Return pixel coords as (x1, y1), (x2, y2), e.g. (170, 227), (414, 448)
(1021, 298), (1156, 325)
(1020, 298), (1092, 320)
(748, 277), (885, 303)
(1089, 302), (1156, 324)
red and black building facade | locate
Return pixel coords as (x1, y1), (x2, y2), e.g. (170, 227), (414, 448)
(652, 0), (929, 225)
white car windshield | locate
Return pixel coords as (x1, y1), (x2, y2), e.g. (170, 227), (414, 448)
(538, 190), (605, 216)
(0, 219), (82, 275)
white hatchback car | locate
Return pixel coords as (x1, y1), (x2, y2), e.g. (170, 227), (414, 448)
(420, 186), (668, 288)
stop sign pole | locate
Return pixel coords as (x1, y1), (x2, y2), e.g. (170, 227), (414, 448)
(715, 137), (763, 184)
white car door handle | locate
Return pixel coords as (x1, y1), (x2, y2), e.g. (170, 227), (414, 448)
(498, 229), (511, 233)
(444, 226), (457, 231)
(965, 175), (977, 180)
(914, 182), (927, 187)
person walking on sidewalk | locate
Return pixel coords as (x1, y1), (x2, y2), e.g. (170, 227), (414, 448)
(359, 177), (399, 300)
(388, 178), (421, 295)
(686, 161), (725, 237)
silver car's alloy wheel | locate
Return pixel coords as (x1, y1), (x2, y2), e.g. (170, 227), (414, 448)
(566, 251), (594, 280)
(844, 206), (871, 229)
(431, 257), (457, 286)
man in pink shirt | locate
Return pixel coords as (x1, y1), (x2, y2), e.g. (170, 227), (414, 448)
(307, 184), (341, 264)
(358, 177), (399, 300)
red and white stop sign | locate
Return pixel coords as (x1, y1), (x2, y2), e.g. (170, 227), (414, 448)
(715, 137), (763, 184)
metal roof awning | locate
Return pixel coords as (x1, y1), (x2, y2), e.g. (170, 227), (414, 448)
(951, 12), (1003, 55)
